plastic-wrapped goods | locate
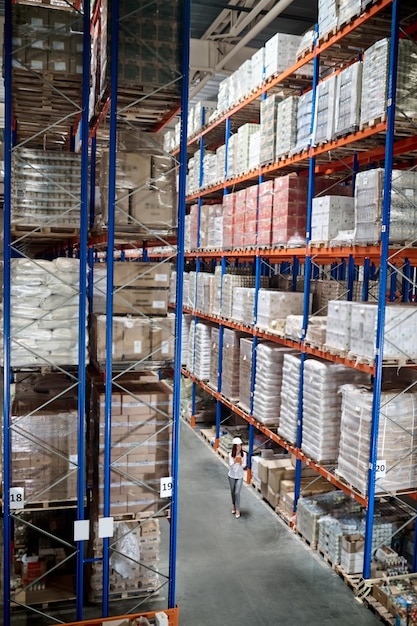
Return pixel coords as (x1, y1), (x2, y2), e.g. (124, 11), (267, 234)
(192, 101), (217, 135)
(251, 47), (265, 91)
(260, 95), (280, 164)
(221, 329), (246, 401)
(318, 516), (360, 564)
(203, 151), (217, 188)
(209, 327), (220, 390)
(221, 273), (256, 319)
(275, 96), (299, 159)
(235, 124), (260, 174)
(361, 38), (417, 128)
(337, 384), (417, 494)
(4, 258), (86, 367)
(284, 315), (303, 341)
(207, 207), (223, 249)
(217, 76), (231, 114)
(311, 196), (355, 243)
(216, 144), (226, 185)
(257, 290), (306, 334)
(293, 89), (313, 154)
(264, 33), (306, 80)
(232, 287), (255, 323)
(258, 180), (274, 246)
(334, 61), (362, 138)
(318, 0), (338, 35)
(245, 184), (258, 247)
(296, 491), (357, 546)
(97, 140), (177, 235)
(325, 300), (352, 352)
(349, 302), (417, 362)
(302, 359), (370, 463)
(253, 343), (292, 426)
(226, 133), (237, 179)
(235, 59), (253, 102)
(272, 174), (309, 245)
(196, 272), (213, 313)
(312, 74), (337, 145)
(248, 130), (260, 171)
(222, 192), (236, 249)
(296, 30), (315, 60)
(186, 321), (212, 380)
(338, 0), (361, 27)
(181, 314), (192, 365)
(305, 316), (328, 346)
(354, 168), (417, 245)
(210, 266), (223, 317)
(239, 338), (254, 411)
(277, 353), (303, 443)
(11, 149), (81, 228)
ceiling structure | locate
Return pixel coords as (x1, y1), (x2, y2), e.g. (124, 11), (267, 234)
(189, 0), (317, 103)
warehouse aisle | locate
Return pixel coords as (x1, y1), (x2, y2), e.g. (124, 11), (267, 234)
(176, 421), (380, 626)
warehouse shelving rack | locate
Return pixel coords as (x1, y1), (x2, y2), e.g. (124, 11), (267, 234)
(181, 0), (417, 582)
(2, 0), (189, 624)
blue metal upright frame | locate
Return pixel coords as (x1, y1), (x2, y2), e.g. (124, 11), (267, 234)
(169, 0), (191, 608)
(363, 0), (400, 579)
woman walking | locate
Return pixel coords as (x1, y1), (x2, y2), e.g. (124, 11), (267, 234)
(228, 436), (247, 519)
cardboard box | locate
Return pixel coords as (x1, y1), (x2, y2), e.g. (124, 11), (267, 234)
(151, 314), (175, 360)
(258, 458), (292, 483)
(113, 287), (168, 316)
(342, 534), (365, 554)
(267, 485), (280, 508)
(113, 262), (171, 289)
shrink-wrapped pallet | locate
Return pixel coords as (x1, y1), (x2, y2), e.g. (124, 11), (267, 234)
(196, 272), (213, 314)
(260, 95), (280, 164)
(226, 133), (237, 178)
(272, 174), (309, 245)
(253, 343), (291, 426)
(258, 180), (274, 246)
(186, 321), (212, 380)
(293, 89), (313, 154)
(336, 384), (417, 494)
(354, 168), (417, 245)
(257, 290), (306, 334)
(325, 300), (352, 352)
(318, 516), (359, 564)
(338, 0), (361, 27)
(235, 124), (260, 175)
(318, 0), (338, 35)
(244, 184), (258, 247)
(360, 38), (417, 128)
(264, 32), (306, 80)
(211, 266), (223, 317)
(216, 144), (226, 185)
(311, 196), (354, 242)
(222, 192), (236, 248)
(248, 130), (260, 171)
(334, 61), (362, 138)
(209, 327), (220, 390)
(181, 314), (193, 365)
(275, 96), (299, 159)
(349, 302), (417, 362)
(312, 74), (337, 145)
(251, 47), (265, 92)
(277, 353), (303, 443)
(3, 258), (86, 367)
(221, 328), (246, 401)
(221, 273), (255, 319)
(302, 359), (369, 463)
(239, 338), (254, 412)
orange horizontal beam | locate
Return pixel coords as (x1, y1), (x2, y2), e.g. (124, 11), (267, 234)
(65, 608), (179, 626)
(181, 367), (368, 507)
(152, 104), (181, 133)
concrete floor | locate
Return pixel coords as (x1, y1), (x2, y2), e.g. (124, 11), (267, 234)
(4, 419), (382, 625)
(176, 420), (380, 626)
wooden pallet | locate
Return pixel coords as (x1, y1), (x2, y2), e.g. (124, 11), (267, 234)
(364, 596), (395, 626)
(90, 588), (160, 603)
(360, 114), (387, 131)
(15, 497), (79, 511)
(317, 26), (338, 47)
(12, 225), (80, 238)
(333, 563), (363, 593)
(295, 530), (317, 550)
(318, 548), (335, 567)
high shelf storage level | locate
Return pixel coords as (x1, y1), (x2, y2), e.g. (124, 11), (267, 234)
(2, 0), (189, 624)
(177, 0), (417, 588)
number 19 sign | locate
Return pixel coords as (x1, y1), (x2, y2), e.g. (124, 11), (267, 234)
(160, 477), (173, 498)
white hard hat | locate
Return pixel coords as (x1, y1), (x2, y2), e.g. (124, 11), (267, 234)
(232, 437), (243, 445)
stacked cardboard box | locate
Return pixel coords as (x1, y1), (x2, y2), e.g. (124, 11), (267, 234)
(253, 344), (292, 426)
(10, 378), (79, 503)
(312, 74), (337, 145)
(221, 272), (256, 319)
(325, 300), (353, 352)
(245, 185), (258, 246)
(209, 327), (220, 390)
(233, 188), (247, 247)
(12, 5), (83, 75)
(311, 195), (355, 242)
(272, 174), (308, 245)
(293, 90), (313, 154)
(275, 96), (299, 159)
(260, 95), (280, 164)
(221, 329), (246, 401)
(256, 290), (305, 333)
(334, 62), (362, 138)
(258, 181), (273, 246)
(238, 338), (254, 412)
(222, 193), (236, 248)
(277, 353), (303, 443)
(98, 143), (177, 235)
(88, 519), (161, 602)
(92, 379), (172, 518)
(337, 384), (417, 494)
(258, 456), (294, 509)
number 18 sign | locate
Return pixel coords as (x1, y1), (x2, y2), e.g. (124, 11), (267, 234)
(160, 477), (173, 498)
(9, 487), (25, 510)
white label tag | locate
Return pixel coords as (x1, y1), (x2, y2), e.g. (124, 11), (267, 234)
(153, 301), (165, 309)
(155, 273), (167, 282)
(10, 487), (24, 510)
(134, 340), (142, 353)
(161, 340), (169, 355)
(70, 454), (78, 470)
(376, 460), (386, 478)
(160, 477), (173, 498)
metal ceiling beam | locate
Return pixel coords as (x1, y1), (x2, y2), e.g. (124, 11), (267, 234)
(190, 0), (296, 100)
(229, 0), (275, 37)
(190, 38), (256, 74)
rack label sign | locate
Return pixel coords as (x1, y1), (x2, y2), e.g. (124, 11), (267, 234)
(376, 460), (386, 478)
(10, 487), (24, 509)
(160, 477), (173, 498)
